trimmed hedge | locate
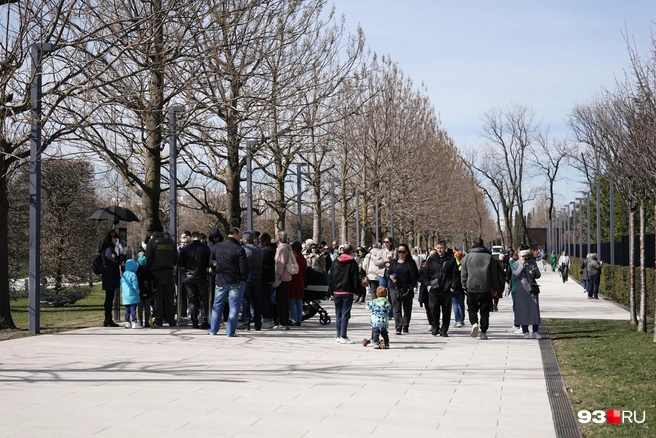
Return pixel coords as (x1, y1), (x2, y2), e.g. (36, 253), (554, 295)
(569, 258), (655, 318)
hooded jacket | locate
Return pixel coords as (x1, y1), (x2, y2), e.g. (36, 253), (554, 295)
(121, 259), (141, 305)
(422, 249), (461, 293)
(328, 254), (360, 295)
(261, 242), (277, 283)
(363, 247), (385, 280)
(274, 243), (294, 284)
(461, 246), (499, 294)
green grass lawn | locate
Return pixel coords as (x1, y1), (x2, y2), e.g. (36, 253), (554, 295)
(547, 319), (656, 438)
(1, 285), (106, 341)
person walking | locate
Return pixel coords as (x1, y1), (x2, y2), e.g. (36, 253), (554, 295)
(260, 232), (277, 329)
(386, 243), (419, 335)
(289, 241), (307, 326)
(375, 238), (396, 288)
(178, 232), (211, 329)
(586, 254), (602, 299)
(540, 250), (548, 272)
(208, 228), (249, 337)
(422, 240), (461, 337)
(558, 251), (571, 283)
(273, 231), (294, 330)
(145, 224), (178, 327)
(548, 251), (557, 272)
(241, 230), (263, 330)
(100, 230), (126, 327)
(363, 243), (384, 300)
(452, 250), (465, 327)
(581, 254), (590, 294)
(362, 286), (392, 349)
(512, 247), (542, 339)
(461, 237), (499, 340)
(329, 244), (360, 343)
(505, 249), (521, 334)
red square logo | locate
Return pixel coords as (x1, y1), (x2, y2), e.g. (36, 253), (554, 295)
(607, 410), (621, 424)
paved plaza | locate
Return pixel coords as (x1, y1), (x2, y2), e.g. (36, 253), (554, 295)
(0, 269), (628, 438)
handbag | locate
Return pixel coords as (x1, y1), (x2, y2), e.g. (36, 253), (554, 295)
(395, 286), (413, 300)
(529, 283), (540, 294)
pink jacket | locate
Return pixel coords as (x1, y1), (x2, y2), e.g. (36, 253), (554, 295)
(274, 243), (293, 283)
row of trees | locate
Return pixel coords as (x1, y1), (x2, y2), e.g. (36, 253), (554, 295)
(569, 31), (656, 340)
(465, 104), (568, 249)
(0, 0), (492, 330)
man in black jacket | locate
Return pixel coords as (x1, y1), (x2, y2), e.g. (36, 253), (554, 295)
(461, 237), (499, 340)
(178, 232), (211, 329)
(329, 244), (361, 343)
(208, 227), (249, 337)
(145, 224), (178, 327)
(240, 230), (263, 330)
(422, 240), (461, 337)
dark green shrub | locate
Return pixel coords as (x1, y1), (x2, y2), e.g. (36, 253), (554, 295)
(41, 286), (92, 307)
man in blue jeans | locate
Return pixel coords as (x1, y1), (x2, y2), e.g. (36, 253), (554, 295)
(209, 227), (249, 337)
(328, 244), (360, 344)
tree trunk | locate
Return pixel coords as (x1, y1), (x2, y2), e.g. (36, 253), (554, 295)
(638, 200), (646, 332)
(629, 208), (637, 325)
(0, 169), (16, 330)
(141, 0), (165, 237)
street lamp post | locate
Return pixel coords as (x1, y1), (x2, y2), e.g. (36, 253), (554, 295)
(29, 42), (57, 335)
(570, 202), (577, 257)
(586, 192), (591, 255)
(331, 181), (336, 244)
(375, 193), (379, 244)
(246, 140), (255, 231)
(168, 105), (184, 246)
(296, 163), (308, 242)
(592, 183), (601, 260)
(576, 198), (584, 258)
(355, 188), (361, 246)
(610, 180), (615, 265)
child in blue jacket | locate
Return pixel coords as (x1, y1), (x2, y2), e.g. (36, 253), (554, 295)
(121, 259), (141, 329)
(362, 286), (392, 349)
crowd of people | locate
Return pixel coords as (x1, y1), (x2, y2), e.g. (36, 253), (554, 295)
(99, 229), (551, 345)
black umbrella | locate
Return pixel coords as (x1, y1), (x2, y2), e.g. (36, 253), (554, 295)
(89, 205), (140, 224)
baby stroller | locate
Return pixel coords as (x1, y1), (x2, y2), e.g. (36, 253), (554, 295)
(303, 267), (331, 325)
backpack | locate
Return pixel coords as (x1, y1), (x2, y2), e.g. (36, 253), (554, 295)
(92, 254), (105, 275)
(285, 250), (299, 275)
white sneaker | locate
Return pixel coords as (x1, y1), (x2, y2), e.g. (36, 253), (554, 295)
(339, 338), (355, 344)
(523, 332), (531, 339)
(125, 322), (131, 329)
(335, 336), (341, 343)
(514, 328), (524, 334)
(470, 323), (479, 338)
(507, 325), (518, 333)
(132, 321), (142, 329)
(532, 332), (542, 340)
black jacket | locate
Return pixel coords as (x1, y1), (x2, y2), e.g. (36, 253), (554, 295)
(261, 243), (277, 283)
(385, 257), (419, 290)
(178, 240), (211, 283)
(243, 242), (263, 282)
(421, 250), (461, 293)
(137, 265), (157, 300)
(211, 237), (249, 286)
(101, 243), (124, 291)
(145, 232), (177, 285)
(328, 254), (360, 294)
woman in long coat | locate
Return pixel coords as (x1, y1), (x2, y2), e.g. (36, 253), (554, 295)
(512, 248), (542, 339)
(100, 230), (125, 327)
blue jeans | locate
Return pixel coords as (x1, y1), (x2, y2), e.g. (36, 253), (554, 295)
(452, 292), (465, 324)
(289, 297), (303, 323)
(209, 282), (246, 336)
(124, 304), (137, 323)
(334, 293), (354, 338)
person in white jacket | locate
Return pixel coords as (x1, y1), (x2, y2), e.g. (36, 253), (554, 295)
(375, 238), (397, 288)
(363, 243), (385, 300)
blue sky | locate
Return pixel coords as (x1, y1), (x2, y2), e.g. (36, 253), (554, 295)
(330, 0), (655, 198)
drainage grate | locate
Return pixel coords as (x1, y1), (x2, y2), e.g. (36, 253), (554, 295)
(539, 324), (582, 438)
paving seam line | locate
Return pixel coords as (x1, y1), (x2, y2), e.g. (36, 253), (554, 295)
(539, 322), (582, 438)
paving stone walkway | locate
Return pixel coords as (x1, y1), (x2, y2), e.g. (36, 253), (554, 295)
(0, 268), (628, 438)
